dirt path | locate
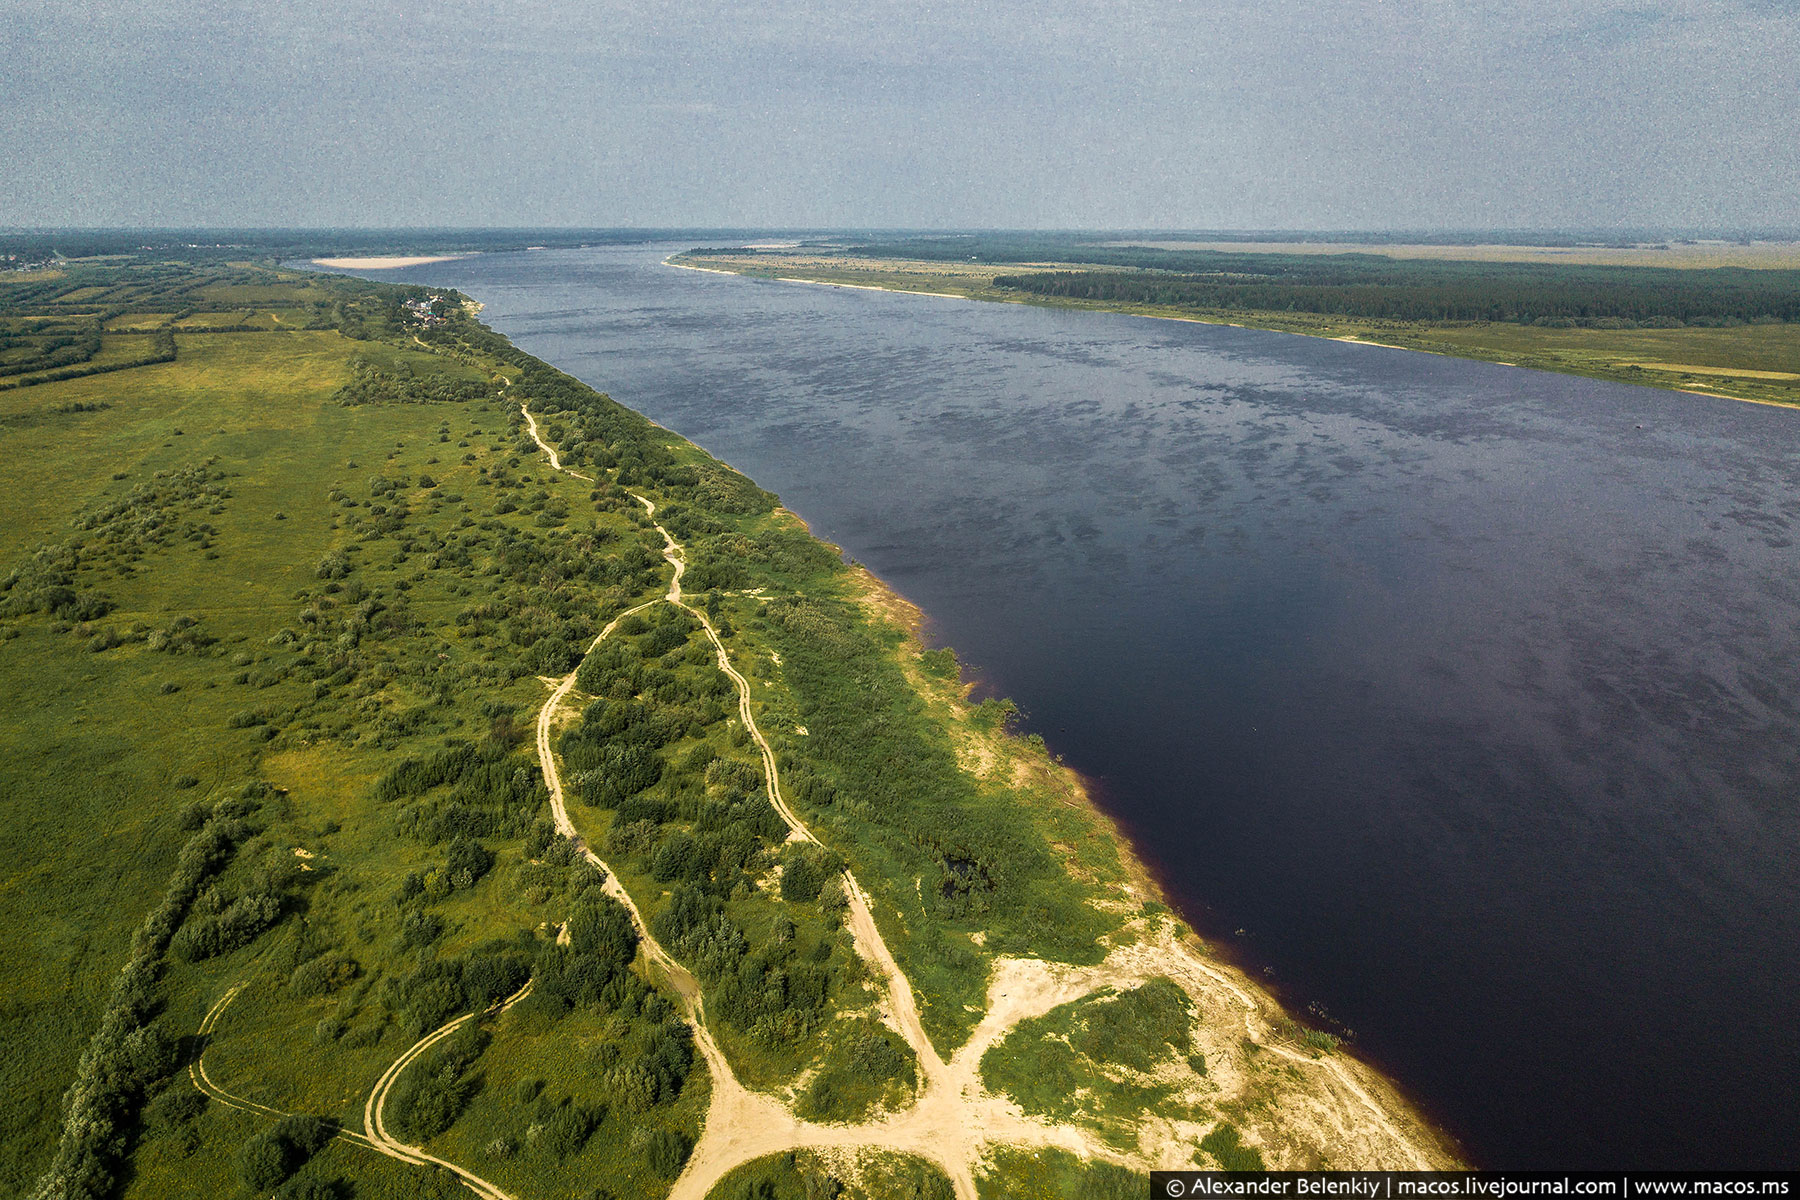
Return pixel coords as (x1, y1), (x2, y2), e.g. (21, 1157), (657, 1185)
(189, 982), (523, 1198)
(514, 399), (1447, 1195)
(521, 403), (945, 1070)
(360, 982), (535, 1200)
(189, 985), (376, 1151)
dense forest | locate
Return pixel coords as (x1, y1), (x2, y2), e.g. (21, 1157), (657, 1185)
(991, 267), (1800, 326)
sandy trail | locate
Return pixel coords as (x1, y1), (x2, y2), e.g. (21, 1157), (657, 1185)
(360, 982), (535, 1200)
(520, 397), (1449, 1193)
(189, 986), (376, 1150)
(521, 403), (946, 1071)
(189, 982), (524, 1198)
(176, 391), (1441, 1200)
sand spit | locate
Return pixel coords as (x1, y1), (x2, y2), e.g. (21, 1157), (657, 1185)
(311, 255), (473, 269)
(664, 256), (967, 299)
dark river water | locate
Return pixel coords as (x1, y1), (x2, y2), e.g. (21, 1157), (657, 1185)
(336, 245), (1800, 1168)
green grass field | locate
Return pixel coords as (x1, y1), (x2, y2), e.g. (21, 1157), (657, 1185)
(0, 262), (715, 1198)
(0, 259), (1206, 1200)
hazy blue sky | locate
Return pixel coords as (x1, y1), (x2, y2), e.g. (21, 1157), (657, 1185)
(3, 0), (1796, 230)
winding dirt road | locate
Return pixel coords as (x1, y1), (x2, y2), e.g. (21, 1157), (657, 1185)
(189, 981), (530, 1199)
(359, 982), (535, 1200)
(519, 400), (1437, 1198)
(183, 393), (1441, 1200)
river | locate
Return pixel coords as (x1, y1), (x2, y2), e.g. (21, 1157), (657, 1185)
(332, 244), (1800, 1168)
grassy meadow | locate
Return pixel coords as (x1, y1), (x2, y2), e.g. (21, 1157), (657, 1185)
(0, 257), (1175, 1200)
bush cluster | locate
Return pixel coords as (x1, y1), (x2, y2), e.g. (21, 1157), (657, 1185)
(389, 1026), (488, 1140)
(235, 1115), (338, 1190)
(31, 796), (256, 1200)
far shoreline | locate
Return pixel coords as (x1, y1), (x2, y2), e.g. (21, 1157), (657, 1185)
(667, 253), (1793, 411)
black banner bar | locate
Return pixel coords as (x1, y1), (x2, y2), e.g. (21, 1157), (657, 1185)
(1150, 1173), (1798, 1200)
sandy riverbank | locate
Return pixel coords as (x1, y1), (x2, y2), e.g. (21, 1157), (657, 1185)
(310, 254), (473, 269)
(666, 256), (969, 299)
(839, 556), (1464, 1170)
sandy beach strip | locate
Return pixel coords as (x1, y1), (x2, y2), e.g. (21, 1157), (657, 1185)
(311, 254), (472, 269)
(665, 260), (739, 276)
(665, 258), (966, 299)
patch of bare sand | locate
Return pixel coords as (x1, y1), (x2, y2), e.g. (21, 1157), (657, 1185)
(844, 564), (1464, 1170)
(311, 255), (472, 269)
(848, 563), (927, 640)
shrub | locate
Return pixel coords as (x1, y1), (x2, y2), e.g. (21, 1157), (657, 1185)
(274, 1178), (345, 1200)
(523, 820), (556, 859)
(1076, 1164), (1145, 1200)
(271, 1115), (339, 1158)
(537, 1100), (600, 1159)
(444, 834), (495, 888)
(1199, 1122), (1266, 1172)
(171, 891), (281, 961)
(236, 1130), (294, 1190)
(144, 1088), (207, 1128)
(779, 851), (821, 902)
(399, 909), (444, 949)
(920, 647), (958, 678)
(390, 1026), (486, 1139)
(290, 953), (359, 997)
(1303, 1029), (1341, 1053)
(566, 895), (638, 967)
(643, 1128), (692, 1178)
(849, 1028), (914, 1085)
(651, 830), (706, 882)
(779, 843), (844, 904)
(1075, 978), (1193, 1072)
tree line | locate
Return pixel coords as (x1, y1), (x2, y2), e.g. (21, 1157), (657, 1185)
(994, 267), (1800, 326)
